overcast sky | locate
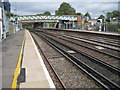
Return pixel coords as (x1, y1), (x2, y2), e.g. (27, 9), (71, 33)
(9, 0), (120, 18)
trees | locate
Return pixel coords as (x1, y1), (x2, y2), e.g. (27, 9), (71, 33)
(36, 11), (51, 16)
(36, 13), (43, 15)
(56, 2), (76, 15)
(106, 12), (112, 22)
(98, 15), (105, 22)
(43, 11), (51, 15)
(76, 12), (82, 15)
(98, 15), (105, 19)
(111, 10), (120, 18)
(106, 10), (120, 22)
(84, 12), (91, 21)
(84, 12), (91, 19)
(6, 12), (17, 18)
(106, 12), (112, 18)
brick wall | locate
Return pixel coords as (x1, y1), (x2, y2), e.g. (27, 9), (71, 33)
(63, 15), (82, 24)
(77, 15), (82, 24)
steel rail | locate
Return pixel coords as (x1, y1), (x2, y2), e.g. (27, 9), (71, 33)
(61, 35), (120, 52)
(41, 31), (120, 60)
(38, 31), (120, 75)
(30, 32), (67, 89)
(69, 35), (120, 48)
(35, 30), (120, 52)
(38, 35), (110, 90)
(36, 33), (120, 89)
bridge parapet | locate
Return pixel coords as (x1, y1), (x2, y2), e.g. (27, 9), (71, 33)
(10, 15), (77, 22)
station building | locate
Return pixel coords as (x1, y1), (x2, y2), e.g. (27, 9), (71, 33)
(0, 0), (10, 41)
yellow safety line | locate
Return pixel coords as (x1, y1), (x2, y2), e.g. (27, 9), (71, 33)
(11, 32), (26, 89)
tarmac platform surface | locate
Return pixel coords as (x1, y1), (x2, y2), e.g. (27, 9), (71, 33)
(1, 29), (55, 89)
(2, 30), (24, 88)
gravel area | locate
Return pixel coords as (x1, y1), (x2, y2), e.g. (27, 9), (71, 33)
(31, 32), (100, 88)
(43, 32), (120, 68)
(31, 33), (63, 88)
(43, 29), (119, 44)
(43, 30), (119, 57)
(41, 33), (120, 85)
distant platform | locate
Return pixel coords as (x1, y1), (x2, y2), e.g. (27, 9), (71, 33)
(65, 29), (120, 36)
(41, 28), (120, 36)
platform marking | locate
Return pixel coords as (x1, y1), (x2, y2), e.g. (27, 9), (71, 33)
(11, 32), (26, 89)
(27, 30), (56, 88)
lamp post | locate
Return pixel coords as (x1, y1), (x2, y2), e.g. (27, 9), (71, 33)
(103, 11), (106, 32)
(14, 3), (18, 33)
(12, 2), (18, 33)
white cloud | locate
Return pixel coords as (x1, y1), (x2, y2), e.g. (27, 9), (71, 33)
(70, 2), (118, 17)
(10, 1), (119, 18)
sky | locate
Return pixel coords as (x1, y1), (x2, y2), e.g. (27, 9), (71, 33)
(9, 0), (120, 18)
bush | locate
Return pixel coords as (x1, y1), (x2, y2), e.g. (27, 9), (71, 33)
(106, 23), (120, 32)
(8, 26), (14, 34)
(117, 29), (120, 32)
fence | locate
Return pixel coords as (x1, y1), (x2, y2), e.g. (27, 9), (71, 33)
(76, 23), (120, 32)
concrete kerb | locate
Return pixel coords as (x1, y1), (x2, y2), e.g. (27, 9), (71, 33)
(27, 30), (56, 88)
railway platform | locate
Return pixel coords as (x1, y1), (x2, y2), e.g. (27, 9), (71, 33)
(2, 30), (24, 89)
(65, 29), (120, 36)
(2, 29), (55, 89)
(42, 28), (120, 36)
(19, 30), (55, 88)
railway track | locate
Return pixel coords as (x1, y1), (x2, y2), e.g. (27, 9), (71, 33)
(40, 29), (120, 52)
(31, 30), (120, 89)
(38, 31), (120, 72)
(62, 33), (119, 47)
(30, 31), (101, 89)
(68, 35), (120, 48)
(39, 31), (120, 61)
(30, 32), (67, 89)
(33, 30), (120, 66)
(80, 35), (119, 46)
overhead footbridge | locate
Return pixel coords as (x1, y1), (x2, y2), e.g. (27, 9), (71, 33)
(10, 15), (82, 29)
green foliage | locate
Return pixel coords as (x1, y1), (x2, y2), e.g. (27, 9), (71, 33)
(84, 12), (91, 20)
(98, 15), (105, 19)
(106, 11), (120, 22)
(106, 18), (110, 22)
(98, 10), (120, 23)
(6, 12), (11, 17)
(14, 14), (17, 17)
(6, 12), (16, 17)
(106, 23), (120, 32)
(84, 20), (88, 23)
(36, 14), (43, 15)
(8, 26), (14, 34)
(92, 23), (120, 32)
(56, 2), (76, 15)
(22, 24), (33, 28)
(111, 10), (120, 18)
(36, 11), (51, 16)
(76, 12), (82, 15)
(43, 11), (51, 15)
(106, 12), (112, 18)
